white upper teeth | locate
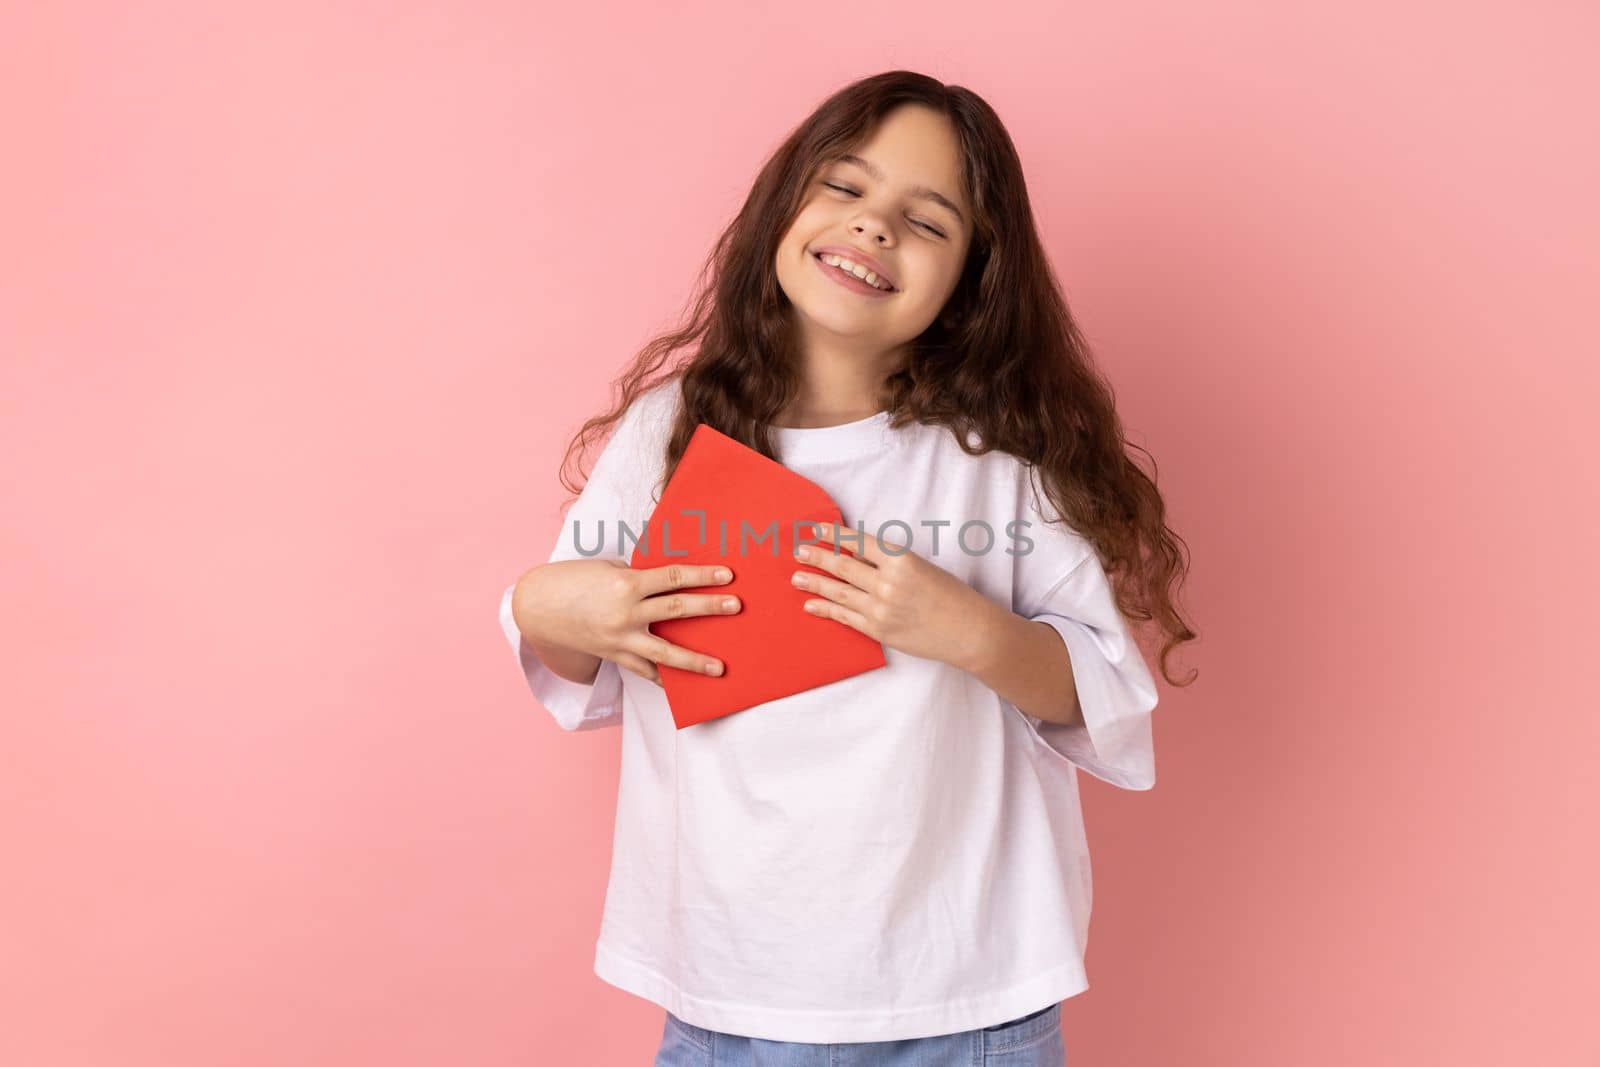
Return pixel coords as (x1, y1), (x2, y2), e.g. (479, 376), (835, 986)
(820, 253), (891, 290)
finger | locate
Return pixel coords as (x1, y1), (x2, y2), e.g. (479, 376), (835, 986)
(614, 650), (661, 685)
(795, 534), (881, 594)
(807, 521), (904, 568)
(638, 590), (741, 623)
(801, 597), (876, 639)
(637, 562), (735, 598)
(790, 568), (870, 613)
(626, 632), (725, 678)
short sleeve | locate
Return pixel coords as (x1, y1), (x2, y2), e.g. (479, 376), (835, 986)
(499, 381), (677, 732)
(1009, 469), (1160, 790)
(499, 583), (625, 731)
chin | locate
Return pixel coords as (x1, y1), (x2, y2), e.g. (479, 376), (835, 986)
(801, 307), (882, 340)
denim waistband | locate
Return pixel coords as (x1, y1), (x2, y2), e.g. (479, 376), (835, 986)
(982, 1001), (1060, 1051)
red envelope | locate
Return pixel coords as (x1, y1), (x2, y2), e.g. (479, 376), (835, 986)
(628, 422), (888, 729)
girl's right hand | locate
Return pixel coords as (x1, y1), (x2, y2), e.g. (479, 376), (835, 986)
(519, 559), (741, 685)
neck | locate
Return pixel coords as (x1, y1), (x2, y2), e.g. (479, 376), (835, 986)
(781, 326), (905, 428)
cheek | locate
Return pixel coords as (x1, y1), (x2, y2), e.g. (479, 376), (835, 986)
(902, 255), (962, 306)
(776, 220), (817, 270)
(782, 205), (842, 267)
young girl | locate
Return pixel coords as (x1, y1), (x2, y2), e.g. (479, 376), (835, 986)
(500, 71), (1195, 1066)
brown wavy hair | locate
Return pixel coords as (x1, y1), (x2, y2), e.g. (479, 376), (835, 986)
(556, 70), (1197, 687)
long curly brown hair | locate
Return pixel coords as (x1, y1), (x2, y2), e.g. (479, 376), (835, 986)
(557, 70), (1197, 687)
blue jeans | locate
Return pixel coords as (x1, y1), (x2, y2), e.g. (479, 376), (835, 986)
(654, 1003), (1064, 1066)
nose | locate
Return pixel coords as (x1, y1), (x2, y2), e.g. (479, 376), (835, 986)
(850, 215), (894, 247)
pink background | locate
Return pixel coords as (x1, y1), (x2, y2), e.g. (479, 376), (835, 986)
(3, 2), (1596, 1064)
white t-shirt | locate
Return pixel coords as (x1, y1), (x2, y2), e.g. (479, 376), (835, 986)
(498, 380), (1159, 1043)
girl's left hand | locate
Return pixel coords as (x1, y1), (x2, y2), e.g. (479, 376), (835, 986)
(791, 522), (996, 670)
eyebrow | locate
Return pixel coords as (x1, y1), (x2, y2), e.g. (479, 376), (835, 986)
(834, 153), (966, 227)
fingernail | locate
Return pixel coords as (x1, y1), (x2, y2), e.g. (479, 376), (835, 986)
(721, 597), (738, 611)
(705, 661), (723, 675)
(715, 568), (731, 582)
(790, 573), (805, 587)
(794, 546), (809, 559)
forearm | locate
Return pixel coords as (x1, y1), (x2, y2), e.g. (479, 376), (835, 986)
(512, 567), (604, 685)
(959, 599), (1085, 729)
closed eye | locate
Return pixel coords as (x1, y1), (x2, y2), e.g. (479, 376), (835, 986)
(823, 182), (946, 238)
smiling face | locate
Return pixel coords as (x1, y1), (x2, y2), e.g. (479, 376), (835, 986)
(774, 104), (973, 356)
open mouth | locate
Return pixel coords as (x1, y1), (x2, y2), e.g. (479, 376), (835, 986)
(812, 251), (897, 294)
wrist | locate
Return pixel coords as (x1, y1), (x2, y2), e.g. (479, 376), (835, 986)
(955, 594), (1017, 676)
